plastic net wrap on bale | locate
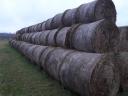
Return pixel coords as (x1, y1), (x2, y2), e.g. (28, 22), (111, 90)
(20, 19), (119, 53)
(16, 0), (116, 35)
(118, 26), (128, 52)
(9, 40), (120, 96)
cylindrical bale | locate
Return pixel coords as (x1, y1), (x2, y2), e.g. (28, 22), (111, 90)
(56, 27), (70, 47)
(59, 52), (119, 96)
(31, 33), (38, 44)
(21, 34), (26, 41)
(32, 46), (48, 64)
(62, 8), (77, 26)
(36, 23), (43, 32)
(118, 26), (128, 52)
(27, 33), (33, 42)
(33, 25), (38, 32)
(45, 18), (53, 30)
(40, 47), (55, 71)
(18, 28), (24, 34)
(76, 0), (116, 24)
(41, 47), (75, 80)
(39, 46), (120, 96)
(69, 19), (119, 53)
(24, 27), (29, 33)
(41, 22), (46, 31)
(25, 34), (30, 42)
(34, 32), (42, 44)
(51, 13), (63, 29)
(39, 30), (51, 45)
(25, 44), (38, 61)
(27, 25), (33, 33)
(47, 29), (58, 46)
(20, 43), (32, 55)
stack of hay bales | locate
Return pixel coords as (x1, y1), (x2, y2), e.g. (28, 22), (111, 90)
(9, 0), (128, 95)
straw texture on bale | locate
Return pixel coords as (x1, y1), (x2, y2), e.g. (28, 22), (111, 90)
(20, 19), (119, 53)
(70, 19), (119, 53)
(47, 29), (58, 46)
(45, 18), (53, 30)
(118, 26), (128, 52)
(62, 8), (77, 26)
(51, 14), (63, 29)
(9, 40), (120, 96)
(16, 0), (116, 35)
(76, 0), (116, 24)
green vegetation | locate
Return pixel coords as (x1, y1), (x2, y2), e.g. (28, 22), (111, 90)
(0, 40), (76, 96)
(0, 33), (14, 40)
(0, 40), (127, 96)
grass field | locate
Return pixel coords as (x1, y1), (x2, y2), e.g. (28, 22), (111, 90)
(0, 40), (128, 96)
(0, 40), (77, 96)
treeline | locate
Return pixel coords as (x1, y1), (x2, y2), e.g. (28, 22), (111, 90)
(0, 33), (14, 40)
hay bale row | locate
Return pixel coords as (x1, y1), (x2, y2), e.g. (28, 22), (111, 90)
(16, 0), (116, 35)
(9, 40), (120, 96)
(19, 19), (119, 53)
(118, 26), (128, 52)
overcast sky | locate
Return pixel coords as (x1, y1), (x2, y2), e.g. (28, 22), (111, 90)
(0, 0), (127, 33)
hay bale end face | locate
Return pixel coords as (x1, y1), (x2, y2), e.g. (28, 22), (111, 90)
(76, 0), (116, 24)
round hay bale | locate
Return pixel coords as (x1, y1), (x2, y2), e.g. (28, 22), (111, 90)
(41, 47), (75, 80)
(36, 23), (43, 32)
(59, 52), (119, 96)
(62, 8), (77, 26)
(25, 44), (38, 61)
(27, 33), (34, 43)
(45, 18), (53, 30)
(31, 33), (38, 44)
(39, 30), (51, 45)
(51, 13), (63, 29)
(40, 47), (55, 70)
(41, 22), (46, 31)
(32, 46), (48, 64)
(24, 27), (29, 33)
(27, 26), (33, 33)
(33, 32), (42, 44)
(70, 19), (119, 53)
(118, 26), (128, 52)
(76, 0), (116, 24)
(56, 27), (70, 47)
(47, 29), (58, 46)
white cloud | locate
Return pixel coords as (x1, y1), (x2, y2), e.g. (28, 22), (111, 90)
(0, 0), (127, 33)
